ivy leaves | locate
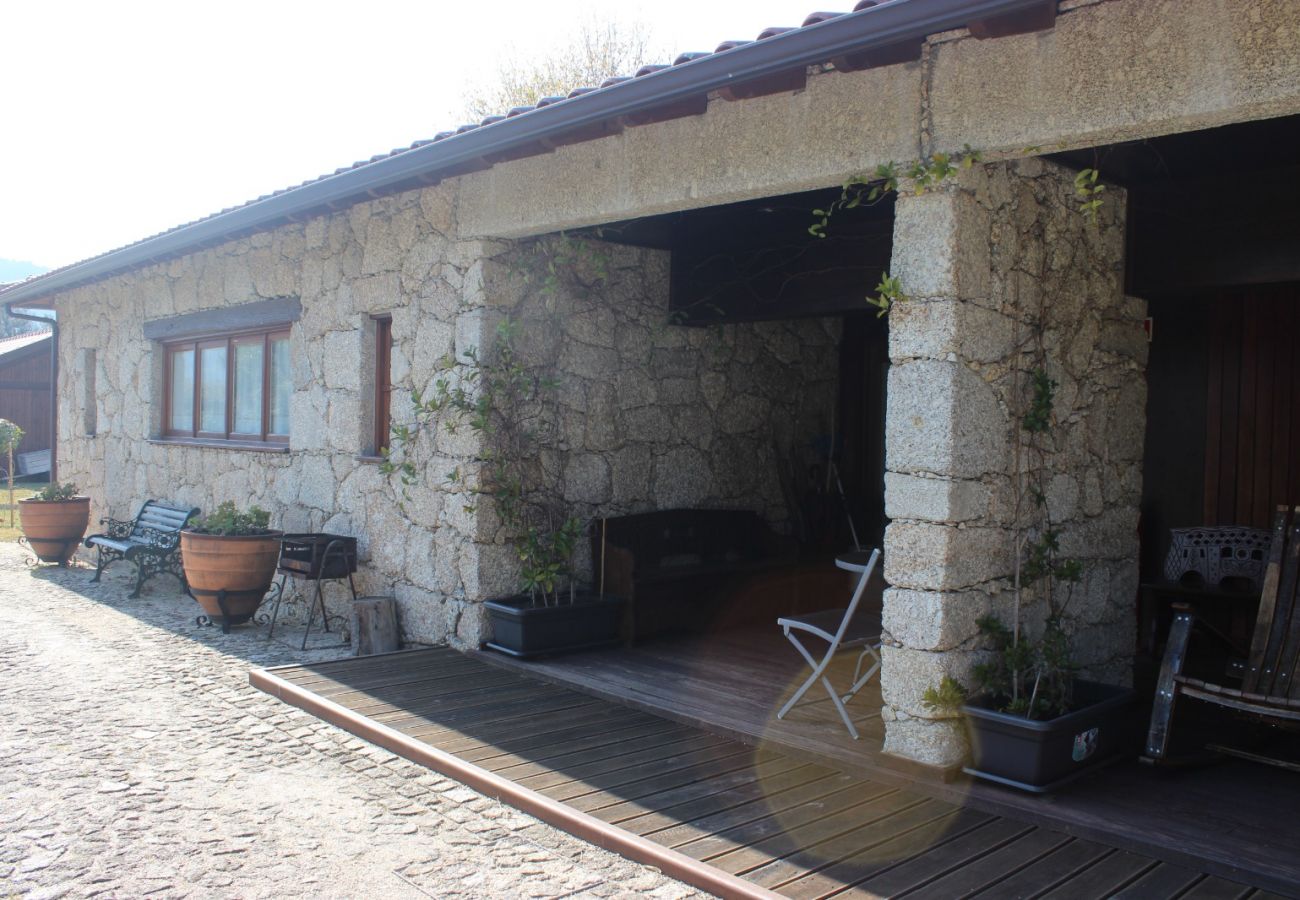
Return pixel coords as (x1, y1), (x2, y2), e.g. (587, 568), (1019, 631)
(1074, 168), (1106, 224)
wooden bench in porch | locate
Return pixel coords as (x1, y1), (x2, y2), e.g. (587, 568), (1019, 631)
(1146, 504), (1300, 768)
(84, 500), (199, 598)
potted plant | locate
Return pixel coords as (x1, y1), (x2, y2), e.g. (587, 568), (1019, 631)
(19, 481), (91, 565)
(923, 370), (1137, 792)
(385, 314), (624, 658)
(180, 501), (282, 631)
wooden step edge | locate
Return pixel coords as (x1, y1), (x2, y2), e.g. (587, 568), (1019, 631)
(249, 666), (783, 900)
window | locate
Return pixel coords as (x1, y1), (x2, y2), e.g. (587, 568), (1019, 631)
(373, 315), (392, 455)
(163, 327), (290, 445)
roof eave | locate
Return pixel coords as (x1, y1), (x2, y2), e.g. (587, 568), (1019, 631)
(0, 0), (1051, 308)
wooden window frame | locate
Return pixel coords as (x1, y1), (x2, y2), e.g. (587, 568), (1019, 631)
(162, 325), (291, 448)
(373, 315), (393, 456)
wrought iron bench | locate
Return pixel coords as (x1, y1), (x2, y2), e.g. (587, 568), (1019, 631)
(84, 500), (200, 598)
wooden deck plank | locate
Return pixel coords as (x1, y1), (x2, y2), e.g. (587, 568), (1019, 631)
(372, 688), (593, 733)
(556, 746), (760, 809)
(1177, 878), (1258, 900)
(1037, 852), (1160, 900)
(846, 817), (1033, 898)
(778, 807), (995, 899)
(896, 828), (1073, 899)
(605, 760), (827, 833)
(289, 667), (522, 701)
(966, 837), (1115, 898)
(511, 732), (736, 791)
(582, 755), (808, 830)
(671, 783), (900, 864)
(460, 716), (690, 768)
(407, 697), (612, 746)
(707, 793), (935, 878)
(1110, 862), (1207, 899)
(649, 772), (867, 848)
(480, 632), (1300, 894)
(738, 799), (958, 889)
(252, 643), (1293, 899)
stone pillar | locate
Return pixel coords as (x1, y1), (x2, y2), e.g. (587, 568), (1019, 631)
(880, 159), (1146, 768)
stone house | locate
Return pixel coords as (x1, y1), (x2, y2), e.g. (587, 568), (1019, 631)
(4, 0), (1299, 769)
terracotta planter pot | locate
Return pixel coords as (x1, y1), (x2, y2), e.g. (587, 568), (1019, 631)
(180, 529), (283, 628)
(19, 497), (91, 565)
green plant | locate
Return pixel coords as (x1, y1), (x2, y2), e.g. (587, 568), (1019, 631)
(31, 482), (80, 502)
(921, 676), (968, 714)
(866, 274), (908, 319)
(1074, 168), (1106, 224)
(386, 315), (584, 607)
(190, 501), (272, 536)
(975, 355), (1084, 718)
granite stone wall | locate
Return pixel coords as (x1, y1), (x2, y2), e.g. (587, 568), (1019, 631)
(54, 184), (506, 646)
(53, 216), (839, 648)
(465, 236), (842, 588)
(879, 158), (1146, 767)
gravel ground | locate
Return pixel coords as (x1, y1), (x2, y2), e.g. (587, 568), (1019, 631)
(0, 544), (704, 899)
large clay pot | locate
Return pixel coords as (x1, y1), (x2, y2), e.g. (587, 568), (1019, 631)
(19, 497), (91, 565)
(180, 529), (283, 628)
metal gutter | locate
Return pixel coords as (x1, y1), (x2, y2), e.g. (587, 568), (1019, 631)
(0, 0), (1050, 308)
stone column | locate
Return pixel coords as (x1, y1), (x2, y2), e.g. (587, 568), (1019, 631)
(880, 159), (1146, 768)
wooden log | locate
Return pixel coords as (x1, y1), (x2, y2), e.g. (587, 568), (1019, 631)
(350, 595), (400, 657)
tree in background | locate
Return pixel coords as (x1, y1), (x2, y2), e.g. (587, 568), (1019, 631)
(461, 18), (664, 123)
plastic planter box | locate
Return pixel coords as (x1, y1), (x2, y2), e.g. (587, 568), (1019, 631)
(962, 680), (1139, 793)
(484, 593), (625, 659)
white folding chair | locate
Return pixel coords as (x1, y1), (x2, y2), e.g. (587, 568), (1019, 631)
(776, 548), (882, 740)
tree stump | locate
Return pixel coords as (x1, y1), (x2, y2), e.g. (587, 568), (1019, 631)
(350, 595), (400, 656)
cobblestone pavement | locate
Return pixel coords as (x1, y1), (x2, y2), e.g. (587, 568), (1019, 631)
(0, 545), (704, 899)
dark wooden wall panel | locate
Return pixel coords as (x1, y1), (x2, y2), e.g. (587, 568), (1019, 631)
(1204, 285), (1300, 528)
(0, 342), (53, 453)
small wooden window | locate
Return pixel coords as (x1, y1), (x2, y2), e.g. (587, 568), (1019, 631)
(373, 315), (392, 455)
(162, 326), (290, 446)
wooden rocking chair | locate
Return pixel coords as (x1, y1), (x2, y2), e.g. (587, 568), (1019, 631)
(1145, 505), (1300, 769)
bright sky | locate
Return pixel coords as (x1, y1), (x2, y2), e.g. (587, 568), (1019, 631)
(1, 0), (820, 270)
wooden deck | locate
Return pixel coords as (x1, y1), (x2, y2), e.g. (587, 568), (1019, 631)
(477, 627), (1300, 896)
(251, 645), (1292, 899)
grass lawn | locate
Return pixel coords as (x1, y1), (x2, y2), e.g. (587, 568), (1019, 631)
(0, 481), (49, 543)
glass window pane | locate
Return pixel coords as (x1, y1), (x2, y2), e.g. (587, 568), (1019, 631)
(200, 345), (227, 433)
(233, 341), (264, 434)
(270, 337), (290, 435)
(169, 349), (194, 432)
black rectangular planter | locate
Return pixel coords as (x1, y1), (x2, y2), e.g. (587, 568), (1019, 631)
(484, 593), (625, 659)
(961, 680), (1139, 793)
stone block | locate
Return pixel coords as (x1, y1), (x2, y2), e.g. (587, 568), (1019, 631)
(886, 360), (1010, 479)
(883, 588), (990, 652)
(884, 521), (1012, 591)
(882, 717), (970, 770)
(884, 473), (989, 523)
(880, 645), (979, 720)
(651, 448), (713, 510)
(564, 454), (612, 505)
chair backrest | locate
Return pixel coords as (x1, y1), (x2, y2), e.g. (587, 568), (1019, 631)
(1243, 506), (1300, 698)
(131, 500), (199, 540)
(832, 548), (881, 646)
(1164, 525), (1271, 591)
